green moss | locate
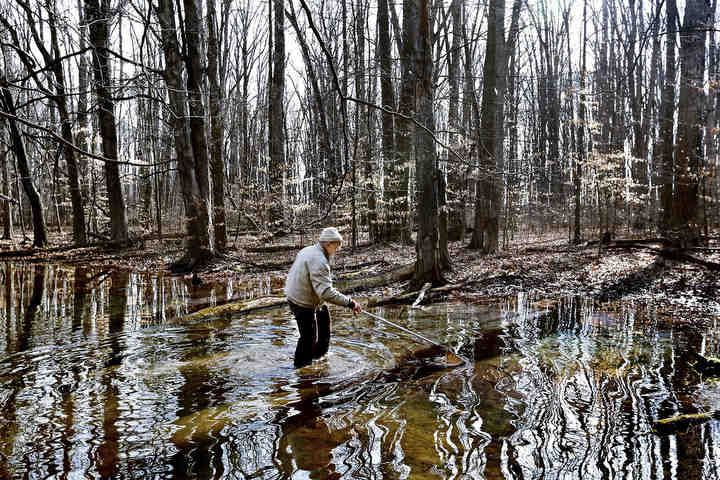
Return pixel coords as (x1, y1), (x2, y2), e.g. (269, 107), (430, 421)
(653, 411), (720, 434)
(182, 296), (286, 322)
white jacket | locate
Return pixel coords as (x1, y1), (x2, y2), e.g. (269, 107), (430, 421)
(284, 243), (352, 309)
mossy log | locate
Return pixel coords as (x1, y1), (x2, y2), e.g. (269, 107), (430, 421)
(179, 264), (415, 323)
(653, 411), (720, 435)
(692, 352), (720, 376)
(182, 296), (287, 322)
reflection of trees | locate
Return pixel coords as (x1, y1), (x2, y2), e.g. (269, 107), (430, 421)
(3, 263), (13, 353)
(73, 267), (90, 333)
(95, 270), (128, 477)
(0, 264), (45, 474)
(273, 377), (340, 479)
(16, 264), (46, 353)
(170, 323), (230, 477)
(495, 296), (717, 479)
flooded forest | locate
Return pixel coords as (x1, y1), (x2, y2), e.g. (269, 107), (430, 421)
(1, 0), (720, 478)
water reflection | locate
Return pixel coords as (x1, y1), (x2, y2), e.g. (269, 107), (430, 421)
(0, 263), (719, 478)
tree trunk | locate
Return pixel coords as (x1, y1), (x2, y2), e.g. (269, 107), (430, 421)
(268, 0), (286, 227)
(671, 0), (710, 246)
(207, 0), (227, 251)
(76, 0), (90, 214)
(446, 0), (465, 242)
(448, 0), (462, 133)
(377, 0), (395, 242)
(658, 0), (678, 233)
(48, 7), (86, 246)
(412, 0), (445, 288)
(706, 0), (719, 237)
(390, 0), (417, 244)
(85, 0), (128, 245)
(0, 79), (48, 247)
(469, 0), (506, 253)
(154, 0), (214, 270)
(574, 0), (588, 245)
(1, 146), (13, 239)
(182, 0), (215, 255)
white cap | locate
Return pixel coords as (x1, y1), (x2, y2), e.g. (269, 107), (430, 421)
(319, 227), (343, 243)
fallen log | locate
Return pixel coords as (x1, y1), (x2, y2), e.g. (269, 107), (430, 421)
(181, 296), (288, 322)
(245, 244), (304, 253)
(179, 263), (416, 323)
(335, 263), (414, 292)
(366, 280), (470, 308)
(365, 273), (521, 308)
(599, 241), (720, 271)
(246, 242), (373, 253)
(653, 411), (720, 435)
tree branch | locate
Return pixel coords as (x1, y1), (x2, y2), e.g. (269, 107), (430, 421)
(0, 107), (173, 168)
(295, 0), (466, 165)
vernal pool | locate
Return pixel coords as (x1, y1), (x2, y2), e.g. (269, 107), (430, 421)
(0, 263), (719, 479)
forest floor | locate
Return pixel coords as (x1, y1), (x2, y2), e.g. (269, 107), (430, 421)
(1, 229), (719, 325)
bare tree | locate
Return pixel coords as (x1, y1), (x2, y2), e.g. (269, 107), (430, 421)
(671, 0), (711, 246)
(268, 0), (286, 228)
(208, 0), (229, 250)
(658, 0), (679, 232)
(0, 0), (87, 246)
(0, 77), (48, 247)
(85, 0), (128, 244)
(469, 0), (520, 253)
(412, 0), (445, 287)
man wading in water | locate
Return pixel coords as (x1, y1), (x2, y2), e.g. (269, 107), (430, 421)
(285, 227), (362, 368)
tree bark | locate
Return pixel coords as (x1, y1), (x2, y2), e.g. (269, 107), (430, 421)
(46, 1), (86, 246)
(182, 0), (215, 255)
(658, 0), (678, 233)
(469, 0), (506, 253)
(0, 79), (48, 247)
(207, 0), (227, 251)
(574, 0), (588, 245)
(268, 0), (286, 227)
(85, 0), (128, 245)
(376, 0), (395, 242)
(671, 0), (710, 246)
(1, 145), (13, 239)
(154, 0), (214, 270)
(412, 0), (445, 288)
(390, 0), (417, 244)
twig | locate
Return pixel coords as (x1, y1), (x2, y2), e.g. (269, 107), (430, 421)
(411, 283), (432, 309)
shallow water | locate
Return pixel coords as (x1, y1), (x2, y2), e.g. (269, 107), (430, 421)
(1, 263), (719, 479)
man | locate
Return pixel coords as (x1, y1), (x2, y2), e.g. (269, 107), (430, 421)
(285, 227), (362, 368)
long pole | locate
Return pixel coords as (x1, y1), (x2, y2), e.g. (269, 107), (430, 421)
(361, 310), (443, 348)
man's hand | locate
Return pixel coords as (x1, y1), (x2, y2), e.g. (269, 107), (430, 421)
(349, 299), (362, 314)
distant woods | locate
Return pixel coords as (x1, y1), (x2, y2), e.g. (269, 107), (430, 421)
(0, 0), (718, 275)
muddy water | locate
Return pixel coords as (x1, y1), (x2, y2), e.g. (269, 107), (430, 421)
(1, 263), (719, 479)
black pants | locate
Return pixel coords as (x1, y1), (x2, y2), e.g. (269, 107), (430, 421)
(288, 302), (331, 368)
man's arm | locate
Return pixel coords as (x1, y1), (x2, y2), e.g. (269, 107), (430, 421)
(308, 262), (352, 308)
